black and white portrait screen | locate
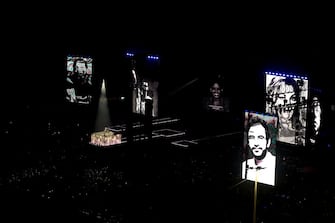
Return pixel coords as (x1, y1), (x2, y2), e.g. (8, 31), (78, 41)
(242, 111), (278, 186)
(65, 56), (93, 105)
(132, 79), (159, 117)
(265, 72), (308, 146)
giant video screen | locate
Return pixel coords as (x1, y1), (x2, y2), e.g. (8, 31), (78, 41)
(132, 79), (159, 117)
(242, 111), (278, 186)
(127, 52), (160, 117)
(65, 56), (93, 105)
(265, 72), (308, 146)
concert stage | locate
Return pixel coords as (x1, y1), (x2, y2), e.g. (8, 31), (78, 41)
(1, 113), (335, 223)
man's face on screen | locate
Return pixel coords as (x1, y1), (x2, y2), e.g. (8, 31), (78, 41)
(248, 123), (270, 158)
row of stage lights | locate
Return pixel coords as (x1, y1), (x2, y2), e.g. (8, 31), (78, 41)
(126, 52), (160, 61)
(265, 71), (308, 80)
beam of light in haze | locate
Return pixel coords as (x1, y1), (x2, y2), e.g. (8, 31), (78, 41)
(94, 79), (112, 131)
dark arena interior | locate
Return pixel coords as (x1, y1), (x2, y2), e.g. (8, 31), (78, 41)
(2, 7), (335, 223)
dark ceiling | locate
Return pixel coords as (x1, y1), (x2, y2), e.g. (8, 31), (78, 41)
(2, 4), (334, 108)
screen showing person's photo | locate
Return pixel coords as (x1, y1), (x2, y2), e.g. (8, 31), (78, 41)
(242, 111), (278, 186)
(308, 94), (322, 145)
(128, 52), (160, 117)
(203, 78), (230, 113)
(132, 79), (159, 117)
(265, 72), (308, 146)
(65, 56), (93, 105)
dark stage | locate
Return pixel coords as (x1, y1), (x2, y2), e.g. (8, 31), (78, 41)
(1, 108), (335, 223)
(2, 10), (335, 221)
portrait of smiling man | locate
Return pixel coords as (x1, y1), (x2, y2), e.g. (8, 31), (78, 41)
(242, 112), (278, 186)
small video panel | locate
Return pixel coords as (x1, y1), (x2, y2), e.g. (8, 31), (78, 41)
(65, 55), (93, 105)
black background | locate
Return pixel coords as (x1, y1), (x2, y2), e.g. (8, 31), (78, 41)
(2, 4), (335, 119)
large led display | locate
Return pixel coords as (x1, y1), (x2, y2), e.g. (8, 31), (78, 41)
(132, 79), (159, 117)
(265, 72), (308, 146)
(242, 111), (278, 186)
(127, 52), (160, 117)
(65, 56), (93, 105)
